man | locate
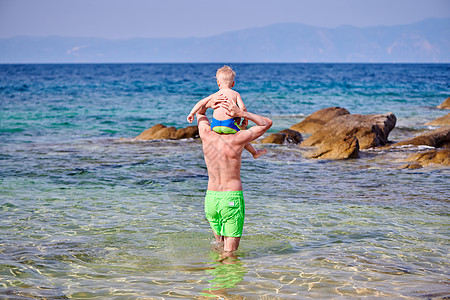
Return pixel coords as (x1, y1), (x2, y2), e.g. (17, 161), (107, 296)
(196, 99), (273, 253)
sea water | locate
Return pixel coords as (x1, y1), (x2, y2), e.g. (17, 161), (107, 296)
(0, 63), (449, 298)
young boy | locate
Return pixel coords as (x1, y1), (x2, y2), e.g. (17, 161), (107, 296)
(187, 66), (266, 159)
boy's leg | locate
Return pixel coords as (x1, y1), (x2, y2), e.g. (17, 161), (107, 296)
(244, 143), (267, 159)
(239, 123), (267, 159)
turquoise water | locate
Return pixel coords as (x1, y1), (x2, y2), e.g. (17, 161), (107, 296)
(1, 64), (449, 298)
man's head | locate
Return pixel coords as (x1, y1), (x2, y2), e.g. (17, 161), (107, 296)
(216, 65), (236, 88)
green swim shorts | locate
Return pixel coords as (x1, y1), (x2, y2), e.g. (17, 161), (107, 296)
(204, 190), (245, 237)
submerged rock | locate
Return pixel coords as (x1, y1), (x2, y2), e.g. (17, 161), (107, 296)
(425, 113), (450, 126)
(301, 112), (397, 150)
(437, 97), (450, 109)
(135, 124), (198, 140)
(261, 129), (303, 144)
(393, 127), (450, 148)
(403, 149), (450, 167)
(398, 162), (423, 170)
(290, 107), (350, 134)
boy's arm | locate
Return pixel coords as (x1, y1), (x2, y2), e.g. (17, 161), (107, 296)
(236, 93), (247, 111)
(187, 95), (213, 123)
(220, 101), (272, 145)
(235, 93), (248, 127)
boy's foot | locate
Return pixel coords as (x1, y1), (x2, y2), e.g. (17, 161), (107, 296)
(252, 149), (267, 159)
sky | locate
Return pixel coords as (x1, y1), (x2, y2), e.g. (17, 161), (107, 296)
(0, 0), (449, 39)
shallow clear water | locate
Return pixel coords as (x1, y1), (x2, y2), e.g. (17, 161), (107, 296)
(0, 64), (449, 299)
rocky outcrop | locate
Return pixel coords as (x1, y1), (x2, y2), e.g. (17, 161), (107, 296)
(393, 127), (450, 148)
(437, 97), (450, 109)
(425, 113), (450, 126)
(290, 107), (350, 134)
(135, 124), (199, 140)
(261, 129), (303, 144)
(174, 126), (199, 139)
(301, 113), (397, 150)
(152, 126), (177, 139)
(135, 124), (166, 140)
(400, 149), (450, 168)
(305, 135), (359, 160)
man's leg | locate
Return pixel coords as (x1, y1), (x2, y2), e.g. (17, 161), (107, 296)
(223, 236), (240, 252)
(213, 232), (224, 244)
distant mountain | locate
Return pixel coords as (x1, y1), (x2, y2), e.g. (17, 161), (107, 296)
(1, 18), (449, 63)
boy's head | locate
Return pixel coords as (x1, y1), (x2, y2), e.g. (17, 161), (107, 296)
(216, 65), (236, 87)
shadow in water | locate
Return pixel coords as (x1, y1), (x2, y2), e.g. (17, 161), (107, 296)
(199, 251), (247, 298)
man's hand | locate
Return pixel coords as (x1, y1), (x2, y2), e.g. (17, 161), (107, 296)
(220, 101), (244, 118)
(206, 93), (230, 110)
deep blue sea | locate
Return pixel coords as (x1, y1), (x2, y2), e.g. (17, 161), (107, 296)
(1, 63), (449, 299)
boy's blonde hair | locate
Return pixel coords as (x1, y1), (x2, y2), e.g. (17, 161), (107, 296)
(216, 65), (236, 84)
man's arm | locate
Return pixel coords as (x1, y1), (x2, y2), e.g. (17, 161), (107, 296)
(221, 101), (273, 145)
(195, 104), (211, 138)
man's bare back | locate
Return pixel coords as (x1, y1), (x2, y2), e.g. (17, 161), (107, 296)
(196, 100), (272, 252)
(201, 129), (245, 191)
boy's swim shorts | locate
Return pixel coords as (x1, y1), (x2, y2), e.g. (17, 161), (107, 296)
(204, 190), (245, 237)
(211, 117), (241, 134)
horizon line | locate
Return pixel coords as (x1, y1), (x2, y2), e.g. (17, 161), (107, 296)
(1, 62), (450, 65)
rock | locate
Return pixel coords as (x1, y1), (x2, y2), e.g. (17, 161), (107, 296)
(405, 149), (450, 167)
(393, 127), (450, 148)
(135, 124), (197, 140)
(437, 97), (450, 109)
(261, 133), (285, 144)
(174, 126), (199, 139)
(290, 107), (350, 134)
(135, 124), (166, 140)
(301, 113), (397, 150)
(280, 129), (303, 144)
(261, 129), (303, 144)
(425, 113), (450, 126)
(305, 135), (359, 159)
(151, 126), (177, 139)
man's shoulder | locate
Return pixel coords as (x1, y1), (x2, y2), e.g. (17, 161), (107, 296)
(221, 131), (248, 146)
(198, 124), (214, 139)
